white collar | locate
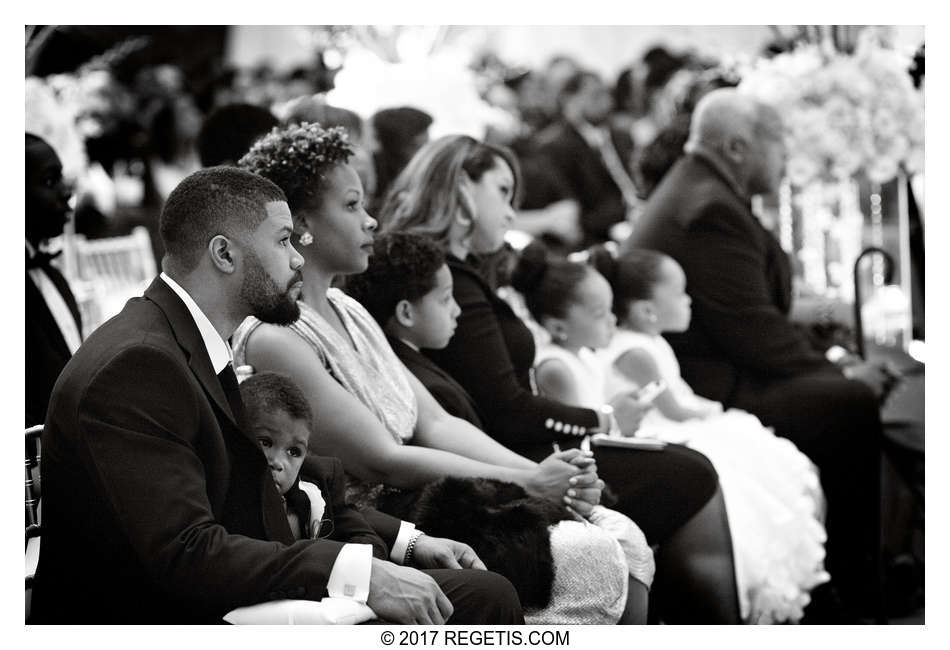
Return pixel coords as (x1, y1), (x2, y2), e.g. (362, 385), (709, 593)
(160, 272), (233, 374)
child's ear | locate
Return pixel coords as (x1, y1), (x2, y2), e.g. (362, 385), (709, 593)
(630, 299), (656, 325)
(541, 315), (569, 343)
(394, 299), (415, 328)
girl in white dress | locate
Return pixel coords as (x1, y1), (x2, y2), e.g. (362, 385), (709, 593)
(520, 241), (830, 623)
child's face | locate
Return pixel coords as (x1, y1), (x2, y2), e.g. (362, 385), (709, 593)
(252, 409), (310, 496)
(559, 269), (617, 349)
(650, 258), (692, 332)
(407, 264), (461, 350)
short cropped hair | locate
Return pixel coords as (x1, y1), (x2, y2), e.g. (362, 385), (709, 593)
(239, 372), (314, 431)
(197, 103), (278, 167)
(344, 231), (446, 327)
(159, 166), (286, 272)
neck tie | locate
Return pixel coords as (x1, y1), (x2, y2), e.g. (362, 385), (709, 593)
(217, 362), (247, 428)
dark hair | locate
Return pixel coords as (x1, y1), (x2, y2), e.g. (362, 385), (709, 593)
(371, 106), (434, 201)
(239, 372), (314, 432)
(238, 122), (354, 213)
(159, 166), (286, 272)
(590, 246), (668, 320)
(372, 106), (433, 154)
(196, 103), (278, 167)
(344, 231), (446, 327)
(555, 70), (602, 110)
(635, 113), (692, 198)
(284, 99), (364, 141)
(511, 240), (590, 322)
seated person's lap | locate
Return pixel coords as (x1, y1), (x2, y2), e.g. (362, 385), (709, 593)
(595, 443), (718, 544)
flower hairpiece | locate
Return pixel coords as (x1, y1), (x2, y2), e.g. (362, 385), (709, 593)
(239, 121), (356, 205)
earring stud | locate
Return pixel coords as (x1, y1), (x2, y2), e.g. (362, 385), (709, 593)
(299, 231), (314, 247)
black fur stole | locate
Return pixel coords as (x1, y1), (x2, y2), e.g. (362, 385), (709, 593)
(378, 477), (571, 609)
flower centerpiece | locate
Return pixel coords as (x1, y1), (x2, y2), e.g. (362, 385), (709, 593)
(739, 29), (923, 187)
(737, 28), (923, 318)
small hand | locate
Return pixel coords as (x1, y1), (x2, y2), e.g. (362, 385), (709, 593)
(610, 392), (654, 437)
(411, 535), (487, 571)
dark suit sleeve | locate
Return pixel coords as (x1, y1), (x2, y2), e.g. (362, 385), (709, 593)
(435, 268), (598, 450)
(306, 456), (390, 560)
(684, 203), (835, 378)
(76, 345), (347, 618)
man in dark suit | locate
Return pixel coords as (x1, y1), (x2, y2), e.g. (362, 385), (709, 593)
(25, 134), (82, 427)
(31, 166), (522, 624)
(623, 88), (895, 617)
(522, 71), (638, 246)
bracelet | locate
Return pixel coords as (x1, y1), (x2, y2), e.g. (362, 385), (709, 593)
(404, 531), (424, 565)
(595, 404), (620, 436)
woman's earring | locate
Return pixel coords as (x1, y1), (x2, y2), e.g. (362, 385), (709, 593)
(298, 231), (314, 247)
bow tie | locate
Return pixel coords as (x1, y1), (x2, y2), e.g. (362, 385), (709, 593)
(26, 249), (63, 270)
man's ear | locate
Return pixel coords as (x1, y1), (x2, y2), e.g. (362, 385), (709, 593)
(394, 299), (415, 328)
(724, 136), (747, 166)
(209, 235), (237, 274)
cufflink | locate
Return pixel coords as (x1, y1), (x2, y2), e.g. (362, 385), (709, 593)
(344, 584), (356, 597)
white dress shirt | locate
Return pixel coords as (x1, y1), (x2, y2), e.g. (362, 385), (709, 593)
(27, 240), (82, 354)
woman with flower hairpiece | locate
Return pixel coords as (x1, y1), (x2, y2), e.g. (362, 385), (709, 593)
(232, 122), (653, 624)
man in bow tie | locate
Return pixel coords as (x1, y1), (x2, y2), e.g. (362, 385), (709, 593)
(25, 133), (81, 427)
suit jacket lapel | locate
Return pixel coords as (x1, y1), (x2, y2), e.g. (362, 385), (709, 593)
(143, 277), (239, 431)
(143, 276), (295, 545)
(26, 272), (72, 360)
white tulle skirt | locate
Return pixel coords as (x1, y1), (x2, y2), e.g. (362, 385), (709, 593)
(641, 409), (830, 623)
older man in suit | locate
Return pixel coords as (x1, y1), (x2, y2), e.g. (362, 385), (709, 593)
(31, 166), (522, 624)
(624, 88), (895, 618)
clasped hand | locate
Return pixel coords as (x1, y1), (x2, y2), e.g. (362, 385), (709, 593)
(526, 448), (604, 519)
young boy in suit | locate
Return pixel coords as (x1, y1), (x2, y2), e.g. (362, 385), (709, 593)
(240, 371), (390, 556)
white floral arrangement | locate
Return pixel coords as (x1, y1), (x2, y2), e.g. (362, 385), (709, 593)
(739, 33), (924, 185)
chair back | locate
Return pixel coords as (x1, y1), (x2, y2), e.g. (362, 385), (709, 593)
(26, 425), (43, 621)
(73, 226), (157, 291)
(25, 425), (42, 531)
(67, 227), (158, 334)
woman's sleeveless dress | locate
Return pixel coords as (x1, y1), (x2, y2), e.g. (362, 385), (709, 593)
(233, 289), (645, 623)
(597, 330), (830, 623)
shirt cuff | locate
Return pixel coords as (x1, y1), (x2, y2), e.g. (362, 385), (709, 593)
(326, 543), (372, 603)
(390, 521), (418, 564)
